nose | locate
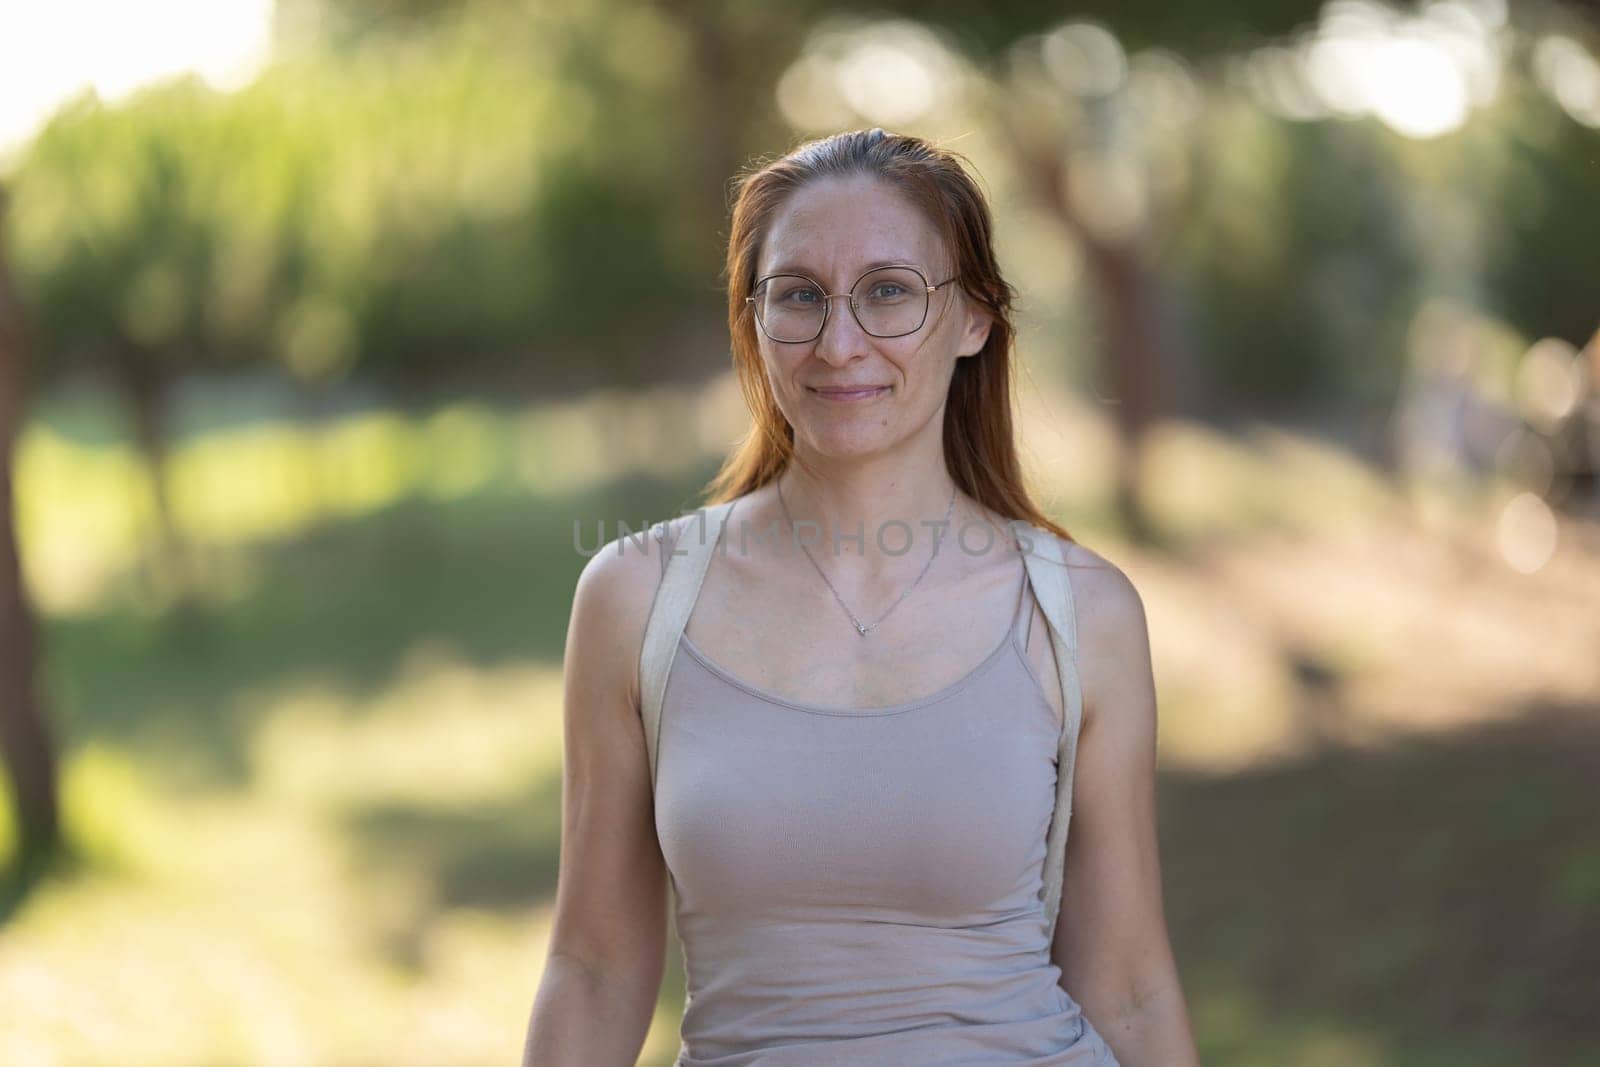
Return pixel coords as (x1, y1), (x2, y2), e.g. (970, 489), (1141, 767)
(812, 292), (870, 363)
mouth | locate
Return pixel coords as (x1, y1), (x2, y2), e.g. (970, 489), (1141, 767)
(808, 385), (891, 402)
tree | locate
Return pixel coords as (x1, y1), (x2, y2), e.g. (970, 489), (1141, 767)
(0, 182), (59, 892)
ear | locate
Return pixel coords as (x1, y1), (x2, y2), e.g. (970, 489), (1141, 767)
(956, 299), (993, 359)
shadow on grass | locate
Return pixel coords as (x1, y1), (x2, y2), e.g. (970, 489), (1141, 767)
(0, 837), (77, 926)
(343, 769), (565, 920)
(39, 468), (719, 787)
(1161, 702), (1600, 1065)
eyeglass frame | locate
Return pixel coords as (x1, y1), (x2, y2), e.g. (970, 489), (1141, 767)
(744, 263), (962, 344)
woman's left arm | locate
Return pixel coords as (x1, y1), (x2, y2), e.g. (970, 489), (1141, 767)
(1051, 555), (1200, 1066)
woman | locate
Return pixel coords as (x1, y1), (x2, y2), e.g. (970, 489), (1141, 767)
(523, 128), (1198, 1066)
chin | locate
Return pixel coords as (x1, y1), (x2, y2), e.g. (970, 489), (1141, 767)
(799, 428), (894, 457)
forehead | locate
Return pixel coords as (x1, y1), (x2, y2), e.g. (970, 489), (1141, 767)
(759, 174), (947, 279)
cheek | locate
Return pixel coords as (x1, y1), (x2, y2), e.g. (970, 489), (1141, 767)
(894, 337), (948, 384)
(760, 349), (803, 391)
(759, 355), (810, 419)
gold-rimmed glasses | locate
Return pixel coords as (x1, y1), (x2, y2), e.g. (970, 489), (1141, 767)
(746, 264), (961, 344)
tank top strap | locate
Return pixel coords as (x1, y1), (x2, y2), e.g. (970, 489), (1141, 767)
(1007, 546), (1033, 651)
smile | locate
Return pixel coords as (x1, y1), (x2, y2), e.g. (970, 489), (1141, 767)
(808, 386), (891, 402)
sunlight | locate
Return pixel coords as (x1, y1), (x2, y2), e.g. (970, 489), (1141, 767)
(1364, 33), (1472, 138)
(776, 19), (968, 131)
(1515, 337), (1585, 433)
(835, 36), (939, 126)
(1244, 0), (1509, 138)
(1533, 34), (1600, 128)
(1304, 9), (1470, 136)
(1496, 491), (1559, 574)
(0, 0), (275, 159)
(1042, 21), (1127, 98)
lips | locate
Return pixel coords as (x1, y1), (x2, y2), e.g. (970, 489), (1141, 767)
(809, 385), (890, 396)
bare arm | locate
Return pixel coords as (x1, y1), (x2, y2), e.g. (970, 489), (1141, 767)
(1051, 552), (1199, 1066)
(522, 524), (678, 1066)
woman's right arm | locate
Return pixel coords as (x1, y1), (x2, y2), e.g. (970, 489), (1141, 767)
(522, 525), (678, 1066)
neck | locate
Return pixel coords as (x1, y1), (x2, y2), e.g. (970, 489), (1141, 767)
(775, 451), (962, 573)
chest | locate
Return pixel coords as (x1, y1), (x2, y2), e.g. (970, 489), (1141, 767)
(654, 654), (1062, 921)
(681, 568), (1063, 720)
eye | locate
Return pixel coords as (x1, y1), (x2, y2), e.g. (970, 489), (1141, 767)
(775, 282), (822, 305)
(869, 282), (906, 300)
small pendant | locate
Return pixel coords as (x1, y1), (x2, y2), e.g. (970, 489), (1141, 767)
(856, 622), (869, 635)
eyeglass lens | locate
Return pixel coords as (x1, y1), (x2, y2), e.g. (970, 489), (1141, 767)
(752, 267), (933, 342)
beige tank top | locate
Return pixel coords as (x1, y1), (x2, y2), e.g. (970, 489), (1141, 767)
(645, 500), (1118, 1066)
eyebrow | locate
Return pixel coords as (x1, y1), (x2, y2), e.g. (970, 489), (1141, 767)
(760, 258), (922, 279)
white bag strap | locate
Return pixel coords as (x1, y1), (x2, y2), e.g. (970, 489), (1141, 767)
(1008, 518), (1085, 944)
(639, 500), (737, 792)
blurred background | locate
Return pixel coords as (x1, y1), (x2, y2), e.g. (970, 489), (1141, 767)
(1, 0), (1598, 1064)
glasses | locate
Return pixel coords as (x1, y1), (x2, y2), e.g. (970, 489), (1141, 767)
(746, 264), (960, 344)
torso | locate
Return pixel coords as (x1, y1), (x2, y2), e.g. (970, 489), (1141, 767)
(670, 489), (1066, 721)
(648, 490), (1120, 1066)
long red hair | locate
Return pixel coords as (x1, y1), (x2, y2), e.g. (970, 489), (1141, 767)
(701, 127), (1075, 546)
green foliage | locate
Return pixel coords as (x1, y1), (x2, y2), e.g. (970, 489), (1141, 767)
(1177, 109), (1425, 407)
(1481, 83), (1600, 349)
(4, 6), (726, 393)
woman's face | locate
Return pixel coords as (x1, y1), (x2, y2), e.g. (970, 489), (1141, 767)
(753, 174), (991, 460)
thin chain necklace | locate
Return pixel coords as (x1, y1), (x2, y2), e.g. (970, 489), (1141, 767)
(776, 474), (957, 637)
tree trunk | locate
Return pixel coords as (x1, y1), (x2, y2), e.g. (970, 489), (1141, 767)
(652, 0), (743, 239)
(1004, 134), (1164, 542)
(114, 342), (199, 619)
(1079, 236), (1163, 544)
(0, 183), (61, 883)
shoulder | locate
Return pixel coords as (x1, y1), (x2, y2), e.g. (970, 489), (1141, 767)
(574, 516), (680, 608)
(1061, 541), (1147, 654)
(1058, 540), (1155, 737)
(569, 514), (696, 711)
(1019, 527), (1144, 633)
(1018, 527), (1151, 724)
